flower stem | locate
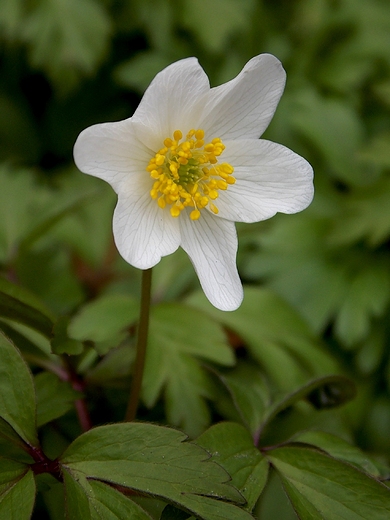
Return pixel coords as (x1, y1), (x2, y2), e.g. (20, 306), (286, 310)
(125, 268), (153, 421)
(61, 356), (92, 432)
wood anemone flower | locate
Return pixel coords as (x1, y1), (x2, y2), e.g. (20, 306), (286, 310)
(74, 54), (314, 311)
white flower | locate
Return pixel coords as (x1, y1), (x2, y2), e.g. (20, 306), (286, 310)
(74, 54), (314, 311)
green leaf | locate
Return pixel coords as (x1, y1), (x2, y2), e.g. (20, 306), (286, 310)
(129, 0), (176, 51)
(64, 471), (154, 520)
(0, 320), (52, 362)
(0, 458), (29, 490)
(328, 176), (390, 248)
(49, 174), (116, 267)
(114, 51), (175, 94)
(289, 88), (365, 185)
(63, 469), (91, 519)
(35, 372), (81, 427)
(143, 303), (235, 437)
(22, 0), (112, 93)
(255, 469), (297, 520)
(0, 418), (33, 463)
(359, 132), (390, 169)
(218, 362), (270, 438)
(68, 293), (139, 343)
(89, 480), (154, 520)
(40, 480), (65, 520)
(0, 0), (24, 39)
(258, 375), (356, 442)
(0, 167), (100, 280)
(51, 316), (84, 355)
(18, 188), (102, 254)
(0, 165), (42, 261)
(196, 422), (269, 511)
(240, 215), (348, 334)
(60, 423), (253, 520)
(187, 287), (337, 391)
(0, 467), (36, 520)
(85, 342), (134, 386)
(335, 262), (390, 346)
(267, 445), (390, 519)
(181, 0), (255, 52)
(293, 431), (380, 476)
(0, 332), (38, 446)
(16, 246), (84, 315)
(0, 278), (54, 338)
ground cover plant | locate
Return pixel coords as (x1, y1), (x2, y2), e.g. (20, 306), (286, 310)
(1, 0), (390, 518)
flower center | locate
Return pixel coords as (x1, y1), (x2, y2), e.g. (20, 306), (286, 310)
(146, 129), (235, 220)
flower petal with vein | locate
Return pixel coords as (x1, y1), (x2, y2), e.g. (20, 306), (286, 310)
(74, 54), (314, 311)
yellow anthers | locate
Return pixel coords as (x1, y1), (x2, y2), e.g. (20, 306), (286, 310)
(155, 154), (165, 166)
(190, 209), (201, 220)
(146, 128), (236, 220)
(210, 203), (219, 214)
(217, 180), (228, 190)
(170, 205), (181, 217)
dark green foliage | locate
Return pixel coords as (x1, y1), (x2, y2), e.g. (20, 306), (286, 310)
(1, 0), (390, 518)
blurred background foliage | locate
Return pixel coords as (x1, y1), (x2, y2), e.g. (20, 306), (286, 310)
(0, 0), (390, 517)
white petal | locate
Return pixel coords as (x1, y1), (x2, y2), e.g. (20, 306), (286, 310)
(213, 139), (314, 223)
(132, 58), (210, 150)
(200, 54), (286, 140)
(73, 119), (151, 192)
(113, 182), (181, 269)
(179, 211), (243, 311)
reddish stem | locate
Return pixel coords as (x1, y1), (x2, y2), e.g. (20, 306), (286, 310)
(28, 446), (63, 482)
(74, 398), (93, 432)
(61, 357), (92, 432)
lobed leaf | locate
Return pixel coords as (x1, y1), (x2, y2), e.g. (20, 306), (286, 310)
(293, 431), (380, 477)
(267, 445), (390, 519)
(0, 278), (54, 338)
(217, 362), (270, 438)
(50, 316), (84, 356)
(22, 0), (112, 93)
(35, 372), (81, 427)
(0, 332), (38, 446)
(63, 469), (156, 520)
(334, 261), (390, 346)
(257, 375), (356, 443)
(181, 0), (255, 53)
(187, 287), (338, 392)
(0, 458), (29, 489)
(0, 467), (36, 520)
(68, 293), (139, 343)
(0, 418), (33, 463)
(63, 469), (90, 519)
(60, 422), (252, 519)
(196, 422), (269, 511)
(143, 303), (235, 437)
(289, 88), (365, 186)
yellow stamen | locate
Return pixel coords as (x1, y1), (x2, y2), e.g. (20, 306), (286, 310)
(190, 209), (201, 220)
(170, 205), (181, 217)
(146, 128), (235, 220)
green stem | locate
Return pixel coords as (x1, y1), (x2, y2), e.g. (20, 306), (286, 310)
(125, 268), (153, 421)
